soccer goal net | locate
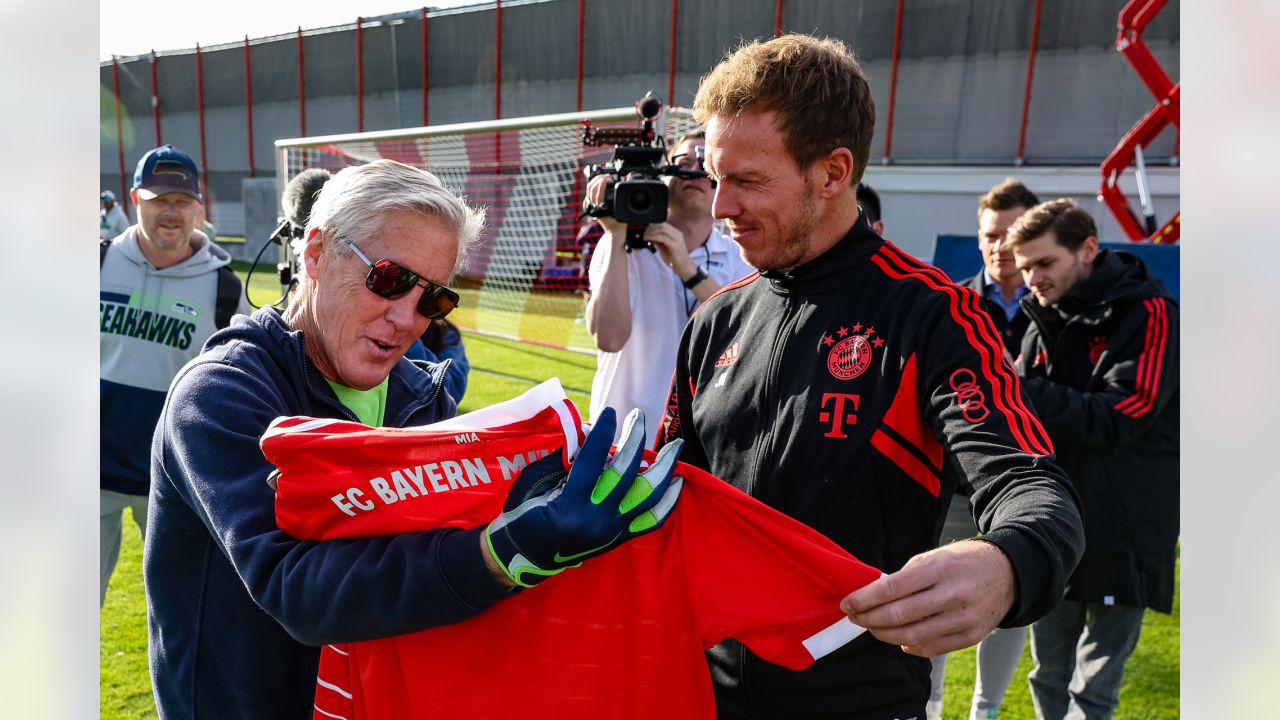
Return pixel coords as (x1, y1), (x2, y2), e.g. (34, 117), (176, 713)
(276, 105), (697, 354)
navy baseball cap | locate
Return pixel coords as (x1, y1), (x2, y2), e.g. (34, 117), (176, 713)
(100, 190), (115, 203)
(133, 145), (202, 201)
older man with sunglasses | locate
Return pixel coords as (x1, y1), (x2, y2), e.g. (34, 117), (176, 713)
(145, 160), (684, 719)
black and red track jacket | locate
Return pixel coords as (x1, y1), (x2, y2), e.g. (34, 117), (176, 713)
(656, 213), (1084, 719)
(1016, 249), (1179, 613)
(962, 271), (1032, 353)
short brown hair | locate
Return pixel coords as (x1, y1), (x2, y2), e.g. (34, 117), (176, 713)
(693, 34), (875, 182)
(668, 128), (705, 162)
(1006, 198), (1097, 252)
(978, 178), (1040, 219)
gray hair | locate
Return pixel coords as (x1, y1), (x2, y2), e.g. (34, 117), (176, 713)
(305, 159), (485, 278)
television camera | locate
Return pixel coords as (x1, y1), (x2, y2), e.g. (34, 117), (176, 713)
(580, 92), (710, 252)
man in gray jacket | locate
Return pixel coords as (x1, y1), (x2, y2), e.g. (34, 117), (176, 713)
(99, 144), (247, 606)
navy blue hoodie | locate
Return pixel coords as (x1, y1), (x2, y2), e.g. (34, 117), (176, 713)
(145, 307), (511, 719)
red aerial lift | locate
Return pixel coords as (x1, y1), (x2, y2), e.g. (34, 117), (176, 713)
(1098, 0), (1180, 244)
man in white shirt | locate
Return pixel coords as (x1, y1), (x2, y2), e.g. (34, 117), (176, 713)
(585, 129), (755, 445)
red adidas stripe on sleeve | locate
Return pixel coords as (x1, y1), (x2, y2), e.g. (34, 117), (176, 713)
(871, 244), (1054, 457)
(1113, 298), (1170, 418)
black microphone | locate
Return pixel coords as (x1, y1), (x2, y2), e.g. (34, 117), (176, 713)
(636, 91), (663, 120)
(266, 168), (332, 295)
(281, 168), (332, 232)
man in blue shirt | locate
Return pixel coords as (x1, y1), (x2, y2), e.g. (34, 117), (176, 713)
(965, 178), (1041, 352)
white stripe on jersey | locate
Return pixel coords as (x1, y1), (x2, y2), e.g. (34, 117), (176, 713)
(262, 416), (353, 439)
(428, 378), (568, 432)
(802, 616), (867, 662)
(326, 644), (349, 657)
(551, 399), (580, 459)
(313, 703), (351, 720)
(801, 572), (881, 661)
(317, 676), (353, 699)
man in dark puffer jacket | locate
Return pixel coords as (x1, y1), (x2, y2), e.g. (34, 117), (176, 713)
(1009, 199), (1179, 720)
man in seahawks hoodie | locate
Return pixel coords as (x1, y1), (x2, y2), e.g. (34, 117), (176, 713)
(99, 145), (247, 606)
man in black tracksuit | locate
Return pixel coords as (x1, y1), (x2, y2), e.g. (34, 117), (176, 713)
(655, 35), (1085, 718)
(1008, 199), (1179, 720)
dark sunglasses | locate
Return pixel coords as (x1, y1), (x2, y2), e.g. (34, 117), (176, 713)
(345, 240), (460, 320)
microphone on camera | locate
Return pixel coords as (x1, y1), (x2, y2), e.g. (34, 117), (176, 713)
(636, 92), (663, 121)
(268, 168), (332, 293)
(282, 168), (332, 232)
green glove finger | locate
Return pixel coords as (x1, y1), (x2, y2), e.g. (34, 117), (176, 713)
(592, 467), (624, 506)
(629, 476), (683, 534)
(618, 438), (680, 513)
(590, 408), (645, 505)
(618, 474), (656, 515)
(628, 508), (659, 534)
(622, 439), (684, 530)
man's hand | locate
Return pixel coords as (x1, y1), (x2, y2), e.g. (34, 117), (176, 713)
(586, 175), (627, 237)
(484, 407), (684, 588)
(643, 223), (698, 280)
(839, 540), (1015, 657)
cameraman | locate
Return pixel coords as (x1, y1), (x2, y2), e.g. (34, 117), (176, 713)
(585, 129), (754, 445)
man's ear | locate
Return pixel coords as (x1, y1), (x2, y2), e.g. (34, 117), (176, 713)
(815, 147), (855, 200)
(1081, 235), (1100, 265)
(304, 227), (325, 280)
(872, 220), (885, 236)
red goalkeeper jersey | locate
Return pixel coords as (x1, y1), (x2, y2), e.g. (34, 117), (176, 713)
(262, 380), (882, 720)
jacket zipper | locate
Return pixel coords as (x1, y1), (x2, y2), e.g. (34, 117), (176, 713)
(747, 296), (799, 498)
(1023, 306), (1056, 372)
(399, 358), (452, 427)
(296, 337), (358, 423)
(741, 298), (799, 706)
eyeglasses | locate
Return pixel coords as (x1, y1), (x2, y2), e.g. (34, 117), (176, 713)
(671, 153), (705, 172)
(345, 240), (461, 320)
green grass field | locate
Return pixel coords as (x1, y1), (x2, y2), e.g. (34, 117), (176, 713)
(101, 264), (1178, 718)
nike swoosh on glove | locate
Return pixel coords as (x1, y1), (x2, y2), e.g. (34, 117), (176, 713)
(484, 407), (684, 588)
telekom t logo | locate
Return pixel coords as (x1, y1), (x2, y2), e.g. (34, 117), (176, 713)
(819, 393), (861, 439)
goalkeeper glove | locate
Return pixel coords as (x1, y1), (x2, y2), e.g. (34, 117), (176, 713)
(484, 407), (684, 588)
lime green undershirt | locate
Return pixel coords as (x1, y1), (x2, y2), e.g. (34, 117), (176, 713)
(325, 376), (390, 427)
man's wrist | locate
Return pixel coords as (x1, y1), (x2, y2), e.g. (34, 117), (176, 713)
(601, 223), (626, 244)
(481, 526), (519, 590)
(973, 534), (1022, 626)
(681, 266), (709, 289)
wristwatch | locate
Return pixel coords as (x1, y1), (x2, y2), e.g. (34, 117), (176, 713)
(682, 265), (709, 289)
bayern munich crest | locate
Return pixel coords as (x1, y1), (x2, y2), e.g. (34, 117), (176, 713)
(820, 322), (884, 380)
(1088, 335), (1109, 365)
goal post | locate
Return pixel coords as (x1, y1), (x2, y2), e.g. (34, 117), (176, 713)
(275, 106), (698, 354)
